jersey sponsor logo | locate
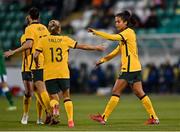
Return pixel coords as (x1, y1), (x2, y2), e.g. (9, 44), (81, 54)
(37, 27), (46, 31)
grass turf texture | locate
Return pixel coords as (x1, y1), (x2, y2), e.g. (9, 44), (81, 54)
(0, 94), (179, 131)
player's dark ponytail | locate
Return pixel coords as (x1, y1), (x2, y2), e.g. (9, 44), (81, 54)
(115, 10), (137, 28)
(28, 7), (39, 20)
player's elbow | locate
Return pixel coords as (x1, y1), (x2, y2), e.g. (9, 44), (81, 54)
(25, 40), (33, 49)
(33, 52), (38, 59)
(76, 44), (87, 50)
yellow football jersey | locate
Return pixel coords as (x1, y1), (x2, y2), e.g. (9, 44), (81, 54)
(36, 35), (77, 81)
(100, 45), (121, 63)
(119, 28), (141, 72)
(25, 22), (50, 70)
(20, 34), (32, 72)
(93, 28), (141, 72)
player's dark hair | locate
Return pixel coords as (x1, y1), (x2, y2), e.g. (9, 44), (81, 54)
(115, 10), (136, 27)
(28, 7), (39, 20)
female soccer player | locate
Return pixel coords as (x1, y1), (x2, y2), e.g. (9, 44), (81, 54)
(20, 22), (44, 125)
(4, 8), (52, 123)
(88, 10), (159, 125)
(34, 20), (105, 128)
(0, 49), (16, 111)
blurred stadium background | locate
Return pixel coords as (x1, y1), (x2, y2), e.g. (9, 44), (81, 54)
(0, 0), (180, 95)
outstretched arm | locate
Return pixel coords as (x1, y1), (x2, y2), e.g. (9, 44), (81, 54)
(75, 43), (105, 51)
(88, 28), (121, 41)
(4, 40), (33, 57)
(96, 45), (121, 67)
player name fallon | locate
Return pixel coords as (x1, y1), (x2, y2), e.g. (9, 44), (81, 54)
(48, 38), (62, 43)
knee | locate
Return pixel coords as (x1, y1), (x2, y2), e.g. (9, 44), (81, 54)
(24, 88), (33, 96)
(24, 92), (32, 97)
(112, 88), (120, 96)
(134, 90), (145, 99)
(62, 89), (70, 98)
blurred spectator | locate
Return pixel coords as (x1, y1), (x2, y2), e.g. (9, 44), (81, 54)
(135, 7), (151, 24)
(173, 64), (180, 93)
(69, 61), (80, 93)
(74, 0), (91, 11)
(100, 8), (114, 28)
(163, 61), (175, 93)
(61, 0), (76, 18)
(94, 66), (106, 87)
(102, 0), (117, 10)
(88, 70), (99, 94)
(92, 0), (104, 9)
(88, 9), (103, 28)
(142, 64), (151, 93)
(159, 64), (166, 93)
(147, 63), (159, 93)
(105, 64), (116, 87)
(62, 24), (75, 35)
(152, 0), (166, 9)
(144, 8), (159, 28)
(78, 63), (89, 93)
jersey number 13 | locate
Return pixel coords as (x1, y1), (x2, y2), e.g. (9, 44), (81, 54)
(49, 47), (63, 62)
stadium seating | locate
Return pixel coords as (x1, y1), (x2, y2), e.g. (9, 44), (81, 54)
(0, 3), (52, 50)
(0, 1), (179, 50)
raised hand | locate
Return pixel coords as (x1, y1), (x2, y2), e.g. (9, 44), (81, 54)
(4, 50), (14, 58)
(95, 60), (104, 68)
(87, 28), (95, 34)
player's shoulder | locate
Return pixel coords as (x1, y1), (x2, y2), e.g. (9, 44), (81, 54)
(25, 25), (31, 31)
(20, 34), (25, 38)
(62, 35), (74, 41)
(40, 34), (49, 41)
(126, 28), (135, 34)
(120, 28), (135, 35)
(38, 23), (48, 28)
(20, 34), (26, 41)
(27, 23), (47, 29)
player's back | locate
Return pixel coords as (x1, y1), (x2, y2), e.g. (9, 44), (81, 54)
(37, 35), (77, 80)
(25, 22), (50, 53)
(25, 22), (50, 70)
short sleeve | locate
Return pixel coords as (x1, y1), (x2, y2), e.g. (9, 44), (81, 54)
(36, 38), (44, 52)
(25, 26), (34, 41)
(20, 34), (26, 45)
(65, 36), (77, 48)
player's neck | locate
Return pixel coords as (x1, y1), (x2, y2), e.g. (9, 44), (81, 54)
(31, 20), (39, 24)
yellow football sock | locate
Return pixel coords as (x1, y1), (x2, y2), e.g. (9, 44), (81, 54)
(36, 100), (43, 119)
(40, 91), (51, 113)
(102, 95), (120, 121)
(34, 92), (46, 110)
(50, 99), (59, 108)
(23, 95), (32, 114)
(64, 99), (73, 121)
(141, 95), (158, 119)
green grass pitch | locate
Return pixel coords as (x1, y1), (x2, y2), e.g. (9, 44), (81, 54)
(0, 94), (180, 131)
